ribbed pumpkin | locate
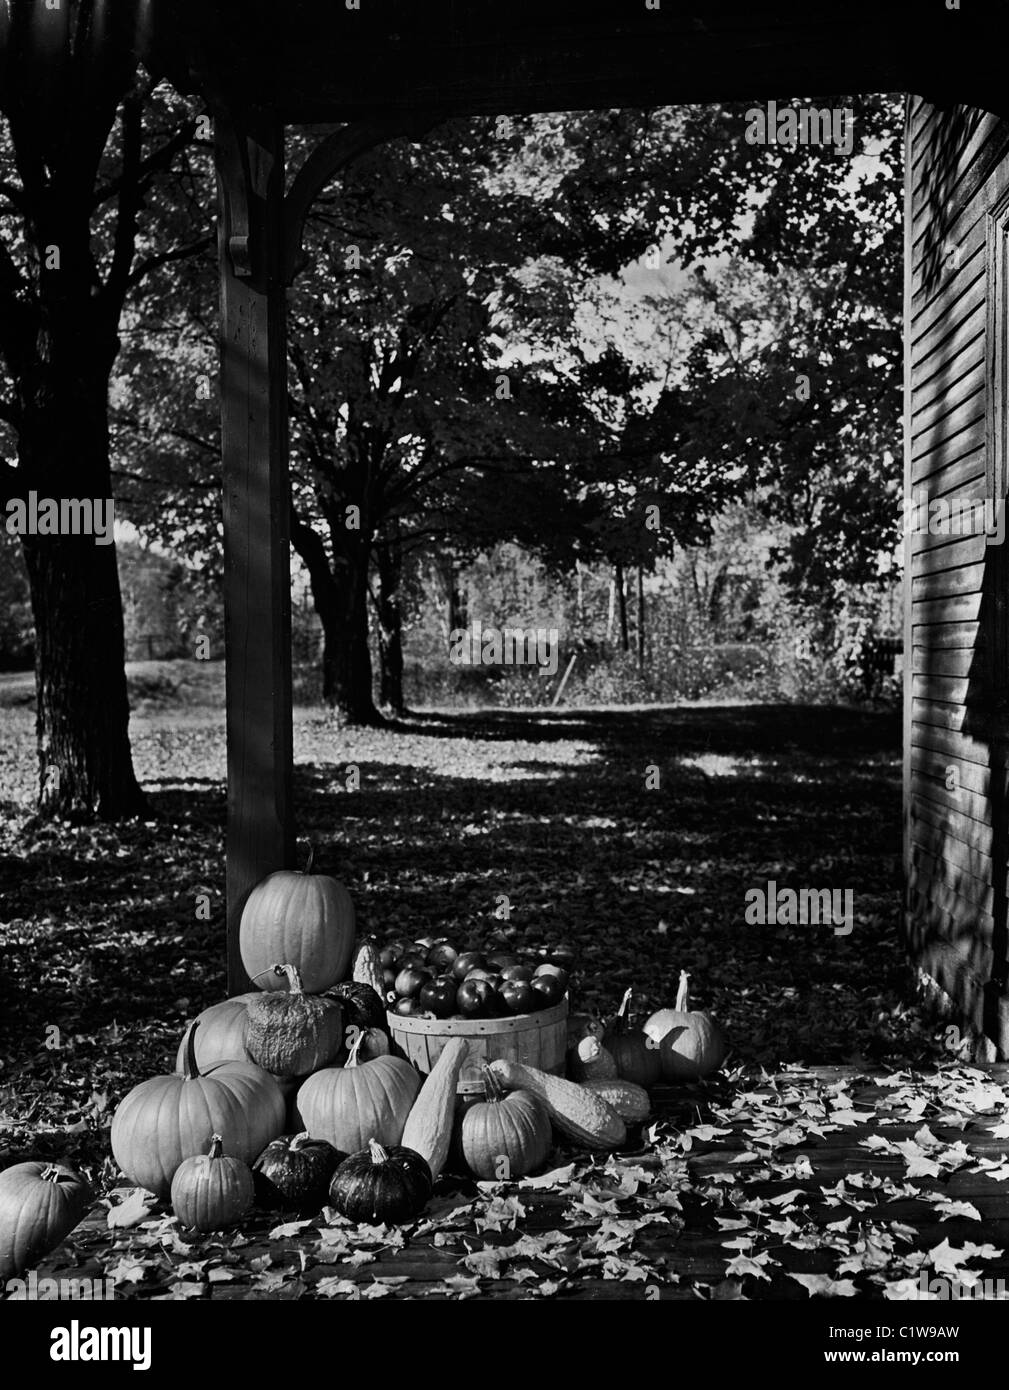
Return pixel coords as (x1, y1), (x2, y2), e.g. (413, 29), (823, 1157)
(603, 988), (662, 1088)
(295, 1032), (421, 1154)
(325, 981), (387, 1032)
(245, 964), (343, 1076)
(460, 1066), (551, 1180)
(171, 1135), (254, 1232)
(175, 993), (260, 1071)
(253, 1132), (343, 1211)
(643, 971), (728, 1081)
(0, 1161), (93, 1280)
(240, 848), (355, 994)
(111, 1021), (286, 1197)
(329, 1140), (432, 1224)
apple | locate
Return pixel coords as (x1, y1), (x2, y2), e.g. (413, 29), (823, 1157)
(500, 980), (537, 1015)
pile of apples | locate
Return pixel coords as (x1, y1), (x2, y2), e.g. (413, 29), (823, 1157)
(381, 936), (573, 1019)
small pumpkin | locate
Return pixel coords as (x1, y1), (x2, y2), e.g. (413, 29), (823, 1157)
(324, 981), (387, 1032)
(0, 1161), (93, 1280)
(252, 1132), (343, 1211)
(329, 1139), (432, 1224)
(460, 1066), (551, 1180)
(603, 988), (662, 1089)
(175, 993), (261, 1071)
(171, 1134), (254, 1231)
(245, 964), (343, 1076)
(295, 1031), (421, 1154)
(351, 938), (387, 997)
(240, 847), (355, 994)
(643, 971), (728, 1082)
(111, 1021), (286, 1197)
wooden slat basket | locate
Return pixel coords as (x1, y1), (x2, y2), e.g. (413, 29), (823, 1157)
(387, 999), (568, 1095)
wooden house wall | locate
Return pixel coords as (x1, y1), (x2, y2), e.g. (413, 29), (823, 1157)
(904, 97), (1009, 1056)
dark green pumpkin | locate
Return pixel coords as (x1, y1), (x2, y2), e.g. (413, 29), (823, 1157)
(328, 1140), (432, 1224)
(324, 982), (386, 1032)
(252, 1132), (344, 1211)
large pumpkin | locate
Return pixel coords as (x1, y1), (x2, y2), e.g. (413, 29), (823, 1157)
(245, 964), (343, 1076)
(0, 1161), (93, 1280)
(239, 849), (355, 994)
(295, 1033), (421, 1154)
(175, 993), (260, 1071)
(111, 1021), (286, 1197)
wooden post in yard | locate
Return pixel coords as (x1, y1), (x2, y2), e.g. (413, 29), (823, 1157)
(215, 110), (294, 994)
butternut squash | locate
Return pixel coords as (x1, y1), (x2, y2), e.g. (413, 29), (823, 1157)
(487, 1059), (626, 1151)
(581, 1078), (651, 1123)
(401, 1039), (469, 1180)
(567, 1034), (618, 1082)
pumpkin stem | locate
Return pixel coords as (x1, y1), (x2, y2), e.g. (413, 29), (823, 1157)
(368, 1139), (388, 1165)
(346, 1029), (366, 1068)
(481, 1064), (505, 1102)
(207, 1134), (224, 1160)
(613, 987), (633, 1030)
(675, 971), (691, 1013)
(40, 1164), (64, 1183)
(273, 963), (304, 995)
(305, 844), (316, 875)
(290, 1132), (311, 1151)
(182, 1019), (202, 1079)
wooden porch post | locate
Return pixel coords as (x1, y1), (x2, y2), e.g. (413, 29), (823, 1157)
(215, 110), (294, 993)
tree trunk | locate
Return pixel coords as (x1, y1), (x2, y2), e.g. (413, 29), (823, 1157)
(17, 367), (146, 819)
(637, 566), (646, 671)
(615, 562), (629, 653)
(374, 536), (406, 716)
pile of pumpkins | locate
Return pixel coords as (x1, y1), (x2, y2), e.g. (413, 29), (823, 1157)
(1, 854), (730, 1272)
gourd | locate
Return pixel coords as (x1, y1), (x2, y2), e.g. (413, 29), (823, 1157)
(400, 1038), (469, 1181)
(643, 971), (728, 1081)
(351, 938), (387, 997)
(603, 988), (662, 1088)
(566, 1013), (604, 1048)
(460, 1066), (552, 1180)
(111, 1021), (286, 1197)
(0, 1161), (93, 1280)
(240, 847), (355, 994)
(175, 993), (261, 1071)
(295, 1032), (421, 1155)
(581, 1079), (651, 1124)
(245, 964), (343, 1076)
(567, 1034), (618, 1082)
(486, 1060), (626, 1151)
(329, 1140), (432, 1224)
(253, 1132), (343, 1211)
(170, 1135), (254, 1232)
(325, 981), (387, 1032)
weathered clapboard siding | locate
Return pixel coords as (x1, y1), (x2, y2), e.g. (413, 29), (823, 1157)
(904, 95), (1009, 1060)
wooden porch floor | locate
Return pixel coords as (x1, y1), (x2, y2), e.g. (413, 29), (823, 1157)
(29, 1064), (1009, 1301)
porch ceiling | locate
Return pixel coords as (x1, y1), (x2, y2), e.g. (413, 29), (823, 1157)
(143, 1), (1005, 124)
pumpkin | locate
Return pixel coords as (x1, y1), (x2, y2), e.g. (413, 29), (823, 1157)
(351, 937), (386, 996)
(460, 1065), (551, 1180)
(295, 1031), (421, 1155)
(400, 1038), (469, 1181)
(325, 981), (387, 1032)
(643, 971), (728, 1081)
(0, 1161), (93, 1280)
(245, 963), (343, 1076)
(171, 1134), (254, 1231)
(239, 847), (355, 994)
(253, 1132), (343, 1211)
(567, 1034), (619, 1082)
(111, 1021), (286, 1197)
(353, 1026), (391, 1062)
(175, 993), (261, 1072)
(329, 1140), (432, 1224)
(603, 988), (662, 1088)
